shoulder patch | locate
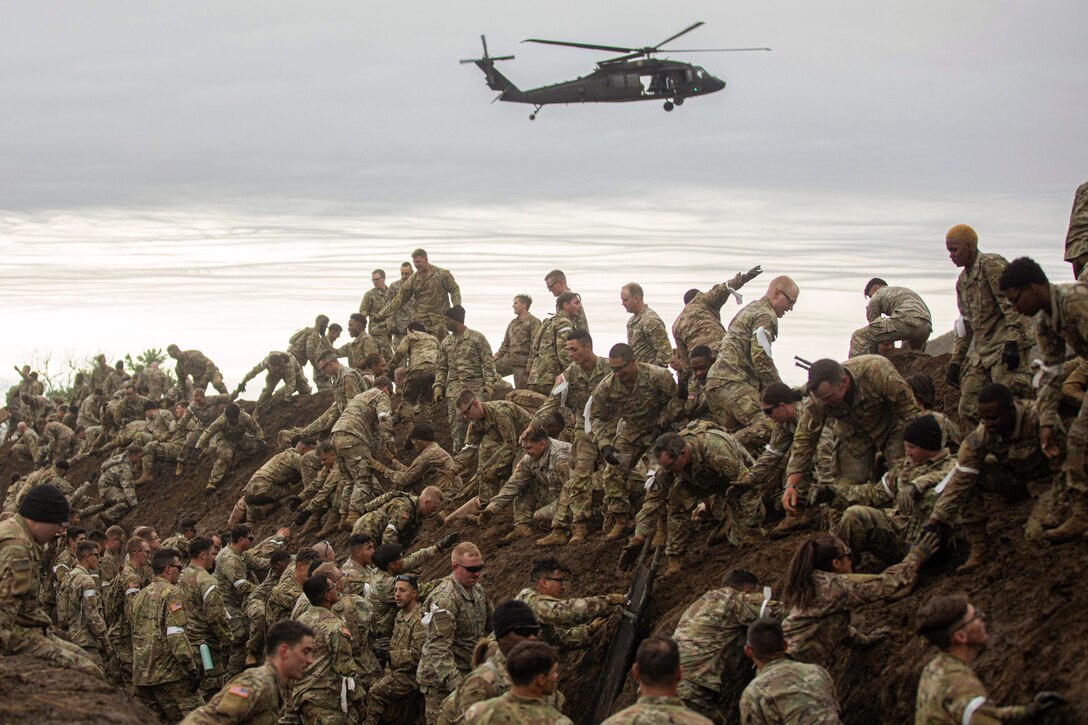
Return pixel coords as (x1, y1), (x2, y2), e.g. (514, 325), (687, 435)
(227, 685), (251, 699)
(341, 626), (352, 638)
(170, 601), (183, 612)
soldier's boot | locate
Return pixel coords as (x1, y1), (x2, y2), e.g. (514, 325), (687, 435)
(133, 470), (153, 487)
(299, 511), (323, 536)
(1043, 492), (1088, 544)
(204, 481), (218, 493)
(706, 523), (731, 546)
(502, 524), (534, 543)
(227, 498), (247, 528)
(664, 556), (683, 576)
(568, 522), (589, 544)
(604, 514), (632, 542)
(317, 515), (340, 540)
(174, 461), (185, 476)
(341, 512), (360, 532)
(536, 527), (570, 547)
(769, 511), (814, 539)
(651, 518), (667, 548)
(956, 523), (990, 574)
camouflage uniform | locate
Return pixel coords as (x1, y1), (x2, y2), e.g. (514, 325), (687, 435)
(495, 313), (542, 389)
(373, 441), (461, 494)
(453, 401), (534, 505)
(300, 365), (366, 438)
(914, 651), (1031, 724)
(787, 355), (921, 485)
(131, 574), (204, 720)
(483, 438), (571, 528)
(366, 545), (440, 646)
(341, 558), (378, 599)
(144, 419), (191, 476)
(672, 271), (756, 372)
(215, 546), (259, 677)
(197, 410), (266, 489)
(291, 605), (356, 723)
(604, 696), (713, 724)
(590, 363), (677, 518)
(162, 532), (192, 560)
(360, 285), (396, 360)
(9, 427), (39, 464)
(534, 356), (612, 530)
(175, 349), (229, 395)
(179, 564), (234, 696)
(627, 306), (673, 368)
(515, 586), (614, 651)
(848, 286), (932, 357)
(107, 561), (148, 685)
(392, 329), (440, 422)
(335, 590), (382, 693)
(332, 387), (395, 519)
(181, 661), (285, 724)
(37, 420), (77, 464)
(77, 394), (103, 439)
(267, 572), (303, 633)
(352, 491), (427, 546)
(464, 692), (572, 725)
(243, 447), (319, 521)
(243, 567), (280, 664)
(237, 352), (311, 407)
(388, 275), (415, 341)
(338, 330), (383, 374)
(1062, 357), (1088, 405)
(738, 657), (840, 725)
(366, 603), (425, 723)
(526, 310), (577, 395)
(103, 369), (130, 397)
(952, 252), (1033, 422)
(289, 325), (334, 391)
(378, 264), (462, 340)
(435, 326), (498, 452)
(86, 452), (138, 525)
(438, 648), (565, 725)
(782, 549), (927, 666)
(137, 365), (169, 400)
(674, 586), (779, 723)
(57, 563), (111, 668)
(704, 297), (781, 451)
(417, 574), (493, 724)
(178, 393), (233, 464)
(1065, 182), (1088, 275)
(739, 396), (811, 502)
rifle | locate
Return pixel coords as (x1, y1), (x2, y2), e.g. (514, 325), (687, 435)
(794, 356), (812, 371)
(585, 539), (663, 725)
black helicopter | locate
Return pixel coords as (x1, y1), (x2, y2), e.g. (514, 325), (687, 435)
(461, 22), (768, 120)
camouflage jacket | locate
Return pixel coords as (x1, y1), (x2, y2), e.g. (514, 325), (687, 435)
(179, 394), (232, 432)
(137, 366), (169, 399)
(439, 649), (565, 725)
(197, 410), (264, 449)
(99, 452), (138, 509)
(291, 605), (356, 707)
(367, 546), (440, 640)
(782, 550), (926, 666)
(675, 586), (779, 691)
(672, 271), (754, 368)
(106, 562), (147, 641)
(535, 356), (611, 432)
(392, 329), (440, 372)
(865, 286), (932, 325)
(131, 576), (198, 685)
(627, 306), (673, 368)
(666, 425), (750, 494)
(417, 575), (493, 690)
(436, 327), (497, 392)
(341, 558), (378, 599)
(243, 448), (308, 496)
(1065, 181), (1088, 262)
(497, 314), (542, 369)
(527, 311), (577, 387)
(914, 652), (1029, 724)
(515, 585), (613, 651)
(589, 363), (677, 447)
(706, 296), (780, 390)
(454, 401), (534, 484)
(337, 332), (382, 373)
(380, 442), (460, 492)
(288, 326), (332, 368)
(215, 546), (257, 614)
(739, 657), (841, 724)
(464, 692), (572, 725)
(388, 603), (426, 674)
(181, 661), (284, 725)
(334, 591), (381, 682)
(301, 365), (367, 437)
(486, 438), (571, 517)
(175, 349), (221, 382)
(331, 388), (394, 450)
(377, 264), (462, 328)
(1031, 282), (1088, 428)
(161, 533), (192, 560)
(740, 397), (808, 490)
(179, 565), (232, 650)
(953, 252), (1032, 368)
(238, 352), (305, 395)
(77, 395), (103, 428)
(604, 696), (714, 724)
(360, 285), (394, 337)
(786, 355), (921, 479)
(354, 491), (423, 547)
(931, 401), (1058, 525)
(267, 574), (303, 627)
(58, 564), (109, 650)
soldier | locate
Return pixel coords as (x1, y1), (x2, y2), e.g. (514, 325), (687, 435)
(434, 305), (498, 452)
(1064, 182), (1088, 280)
(0, 486), (101, 674)
(331, 377), (396, 530)
(99, 524), (126, 585)
(525, 291), (582, 395)
(463, 640), (570, 725)
(106, 536), (152, 688)
(292, 441), (345, 537)
(242, 549), (291, 668)
(514, 559), (622, 651)
(58, 540), (113, 668)
(366, 540), (452, 651)
(340, 534), (377, 598)
(37, 417), (78, 465)
(352, 486), (445, 548)
(234, 351), (311, 414)
(494, 294), (542, 389)
(179, 537), (234, 698)
(89, 354), (112, 394)
(103, 360), (130, 397)
(195, 403), (267, 492)
(131, 548), (204, 719)
(288, 315), (334, 391)
(999, 257), (1088, 541)
(925, 383), (1059, 571)
(418, 541), (493, 724)
(267, 549), (321, 626)
(137, 361), (169, 400)
(168, 344), (230, 395)
(76, 388), (105, 442)
(621, 282), (672, 368)
(161, 516), (198, 559)
(215, 524), (263, 677)
(375, 248), (462, 341)
(848, 278), (932, 357)
(476, 428), (571, 542)
(543, 269), (590, 330)
(914, 594), (1065, 724)
(944, 224), (1032, 423)
(371, 423), (462, 494)
(783, 356), (921, 514)
(453, 392), (534, 508)
(392, 322), (440, 424)
(904, 374), (962, 453)
(176, 387), (234, 475)
(240, 436), (318, 523)
(738, 617), (840, 724)
(360, 269), (397, 360)
(674, 570), (778, 723)
(292, 574), (359, 723)
(10, 421), (39, 464)
(703, 276), (798, 451)
(182, 619), (316, 725)
(365, 573), (426, 723)
(80, 444), (143, 526)
(48, 525), (84, 625)
(337, 313), (383, 373)
(602, 635), (709, 724)
(534, 329), (612, 546)
(781, 532), (937, 666)
(590, 343), (677, 541)
(297, 350), (366, 439)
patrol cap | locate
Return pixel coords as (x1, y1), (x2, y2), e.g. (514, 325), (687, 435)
(444, 305), (466, 324)
(18, 484), (70, 524)
(491, 599), (539, 638)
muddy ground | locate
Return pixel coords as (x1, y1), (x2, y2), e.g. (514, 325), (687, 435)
(1, 352), (1085, 723)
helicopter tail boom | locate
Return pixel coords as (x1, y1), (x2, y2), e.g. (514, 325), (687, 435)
(461, 35), (526, 102)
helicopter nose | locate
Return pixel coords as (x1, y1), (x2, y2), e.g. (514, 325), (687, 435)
(709, 76), (726, 91)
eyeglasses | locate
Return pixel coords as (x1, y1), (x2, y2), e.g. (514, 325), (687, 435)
(957, 607), (985, 630)
(454, 562), (484, 574)
(777, 288), (796, 306)
(1004, 289), (1023, 305)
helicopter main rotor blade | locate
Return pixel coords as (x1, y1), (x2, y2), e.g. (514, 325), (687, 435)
(661, 47), (772, 53)
(522, 38), (638, 53)
(653, 21), (705, 49)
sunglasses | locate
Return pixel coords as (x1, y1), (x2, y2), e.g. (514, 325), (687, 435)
(957, 607), (985, 630)
(454, 562), (484, 574)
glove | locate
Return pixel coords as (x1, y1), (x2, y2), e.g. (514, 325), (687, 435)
(742, 265), (763, 283)
(436, 531), (462, 552)
(1002, 341), (1020, 371)
(294, 509), (313, 527)
(811, 485), (837, 505)
(897, 484), (920, 515)
(187, 668), (201, 693)
(618, 537), (644, 571)
(589, 616), (608, 633)
(600, 445), (620, 466)
(945, 362), (961, 387)
(910, 531), (940, 562)
(476, 508), (494, 529)
(288, 496), (303, 511)
(237, 381), (247, 393)
(1030, 691), (1067, 716)
(606, 593), (626, 606)
(676, 379), (689, 401)
(433, 388), (444, 403)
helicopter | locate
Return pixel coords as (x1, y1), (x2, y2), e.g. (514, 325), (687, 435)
(460, 22), (769, 120)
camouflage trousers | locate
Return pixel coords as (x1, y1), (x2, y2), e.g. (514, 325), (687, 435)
(949, 466), (1043, 528)
(446, 384), (488, 454)
(257, 375), (311, 408)
(245, 596), (268, 663)
(1065, 393), (1088, 494)
(137, 680), (205, 722)
(10, 627), (103, 678)
(143, 439), (183, 470)
(332, 431), (382, 517)
(226, 607), (249, 678)
(677, 679), (727, 725)
(299, 697), (348, 724)
(193, 367), (229, 395)
(550, 432), (598, 529)
(958, 357), (1031, 424)
(848, 317), (931, 358)
(704, 382), (773, 453)
(602, 435), (654, 516)
(494, 359), (529, 389)
(209, 436), (265, 486)
(835, 506), (910, 564)
(402, 367), (436, 424)
(421, 684), (452, 725)
(365, 671), (419, 725)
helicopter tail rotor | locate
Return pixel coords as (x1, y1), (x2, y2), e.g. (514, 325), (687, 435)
(461, 35), (525, 101)
(459, 35), (515, 64)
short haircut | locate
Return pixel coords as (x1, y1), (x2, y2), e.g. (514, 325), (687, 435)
(316, 440), (334, 457)
(349, 312), (366, 325)
(567, 329), (592, 347)
(916, 593), (971, 650)
(269, 549), (292, 567)
(66, 526), (86, 543)
(178, 516), (198, 532)
(265, 620), (315, 657)
(653, 432), (687, 460)
(689, 345), (713, 361)
(863, 277), (888, 297)
(977, 382), (1014, 410)
(409, 423), (435, 442)
(126, 443), (144, 456)
(545, 269), (566, 284)
(721, 569), (759, 589)
(514, 294), (533, 309)
(372, 268), (386, 279)
(317, 349), (337, 364)
(761, 382), (804, 406)
(303, 574), (332, 605)
(363, 353), (383, 369)
(746, 617), (787, 658)
(231, 523), (252, 542)
(524, 425), (549, 443)
(556, 291), (580, 309)
(407, 321), (427, 333)
(411, 248), (428, 259)
(127, 536), (149, 554)
(505, 640), (558, 686)
(328, 323), (342, 333)
(143, 400), (159, 412)
(295, 549), (321, 567)
(76, 541), (99, 560)
(530, 558), (571, 581)
(420, 485), (445, 502)
(188, 536), (215, 560)
(999, 256), (1048, 290)
(451, 541), (481, 561)
(455, 389), (478, 409)
(622, 282), (644, 299)
(152, 548), (182, 574)
(225, 403), (240, 417)
(609, 343), (634, 364)
(906, 374), (935, 410)
(347, 534), (374, 549)
(372, 375), (392, 392)
(635, 635), (680, 686)
(87, 529), (106, 544)
(105, 525), (126, 541)
(806, 359), (845, 392)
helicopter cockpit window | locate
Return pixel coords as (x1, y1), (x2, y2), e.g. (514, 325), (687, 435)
(696, 68), (705, 78)
(626, 73), (639, 89)
(685, 69), (693, 83)
(610, 73), (625, 88)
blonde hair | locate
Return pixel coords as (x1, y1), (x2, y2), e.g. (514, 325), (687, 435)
(451, 541), (481, 562)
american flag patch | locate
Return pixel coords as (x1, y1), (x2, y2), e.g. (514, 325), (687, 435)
(228, 685), (251, 698)
(170, 602), (183, 612)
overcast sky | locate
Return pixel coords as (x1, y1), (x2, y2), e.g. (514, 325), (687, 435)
(1, 2), (1085, 389)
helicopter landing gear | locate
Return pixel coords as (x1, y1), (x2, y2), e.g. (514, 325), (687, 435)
(529, 104), (543, 120)
(674, 97), (684, 106)
(663, 101), (674, 112)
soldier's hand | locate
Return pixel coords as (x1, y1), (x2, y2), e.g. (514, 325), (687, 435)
(897, 484), (920, 515)
(518, 425), (533, 445)
(436, 531), (462, 552)
(945, 362), (961, 387)
(781, 485), (799, 514)
(294, 509), (313, 527)
(433, 388), (444, 403)
(618, 536), (644, 571)
(589, 616), (608, 633)
(911, 531), (940, 562)
(742, 265), (763, 283)
(1001, 341), (1020, 371)
(1030, 691), (1067, 716)
(599, 445), (620, 466)
(476, 508), (494, 529)
(691, 502), (707, 521)
(237, 381), (247, 393)
(1040, 426), (1061, 459)
(606, 593), (626, 606)
(276, 527), (291, 540)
